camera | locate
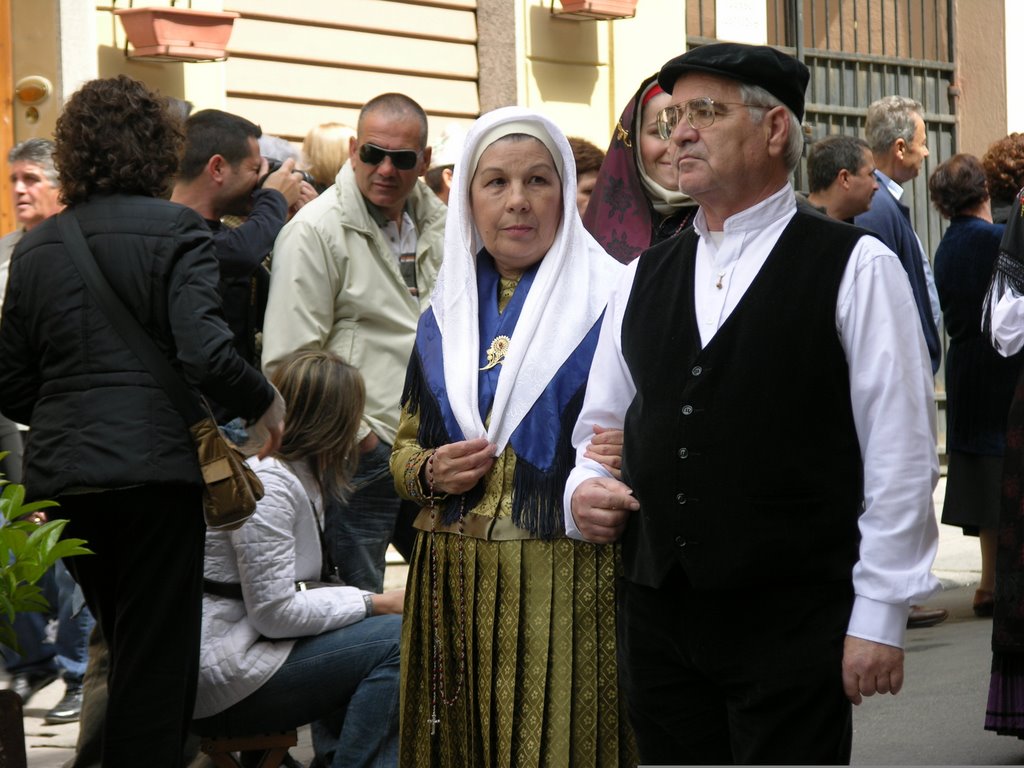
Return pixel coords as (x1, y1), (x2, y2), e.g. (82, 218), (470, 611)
(258, 157), (316, 189)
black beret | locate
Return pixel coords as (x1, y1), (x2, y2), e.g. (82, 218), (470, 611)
(658, 43), (810, 122)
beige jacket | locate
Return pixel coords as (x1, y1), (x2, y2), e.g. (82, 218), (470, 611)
(0, 229), (23, 315)
(262, 162), (447, 445)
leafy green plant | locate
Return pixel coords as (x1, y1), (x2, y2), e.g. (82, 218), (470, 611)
(0, 472), (91, 652)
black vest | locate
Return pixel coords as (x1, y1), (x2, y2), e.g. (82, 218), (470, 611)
(620, 210), (866, 589)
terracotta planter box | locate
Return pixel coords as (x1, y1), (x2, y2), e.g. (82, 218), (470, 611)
(114, 7), (240, 61)
(553, 0), (637, 20)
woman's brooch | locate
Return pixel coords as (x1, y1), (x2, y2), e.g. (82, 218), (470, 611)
(480, 335), (511, 371)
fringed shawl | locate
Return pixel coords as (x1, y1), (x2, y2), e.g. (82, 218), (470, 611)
(401, 306), (602, 537)
(985, 188), (1024, 339)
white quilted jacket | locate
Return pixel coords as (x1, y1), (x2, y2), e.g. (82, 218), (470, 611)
(193, 456), (370, 718)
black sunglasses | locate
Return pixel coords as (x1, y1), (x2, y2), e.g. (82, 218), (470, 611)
(357, 143), (421, 171)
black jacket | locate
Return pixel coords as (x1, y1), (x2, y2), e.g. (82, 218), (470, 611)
(0, 194), (275, 499)
(207, 188), (287, 421)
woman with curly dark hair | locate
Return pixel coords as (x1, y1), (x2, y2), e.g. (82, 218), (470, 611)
(982, 132), (1024, 224)
(0, 75), (284, 765)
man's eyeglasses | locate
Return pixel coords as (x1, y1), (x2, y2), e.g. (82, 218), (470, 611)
(656, 97), (768, 139)
(357, 143), (422, 171)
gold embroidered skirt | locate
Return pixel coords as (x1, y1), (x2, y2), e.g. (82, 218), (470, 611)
(399, 530), (636, 767)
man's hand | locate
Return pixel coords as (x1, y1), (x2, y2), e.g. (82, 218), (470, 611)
(842, 635), (904, 705)
(583, 424), (623, 479)
(430, 438), (496, 495)
(261, 157), (303, 208)
(254, 388), (286, 459)
(257, 418), (284, 459)
(290, 181), (319, 218)
(570, 477), (638, 544)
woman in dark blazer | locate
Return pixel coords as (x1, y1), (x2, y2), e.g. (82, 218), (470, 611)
(0, 76), (283, 766)
(930, 153), (1023, 618)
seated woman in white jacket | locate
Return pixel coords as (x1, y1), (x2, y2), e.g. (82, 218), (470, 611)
(193, 350), (404, 767)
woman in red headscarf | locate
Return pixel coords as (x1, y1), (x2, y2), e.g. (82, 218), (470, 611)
(583, 74), (697, 263)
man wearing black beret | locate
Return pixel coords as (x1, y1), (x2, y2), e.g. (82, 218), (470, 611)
(565, 42), (940, 764)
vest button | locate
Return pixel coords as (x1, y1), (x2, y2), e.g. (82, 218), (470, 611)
(676, 492), (686, 504)
(691, 365), (702, 376)
(678, 447), (688, 459)
(681, 404), (693, 415)
(674, 535), (686, 548)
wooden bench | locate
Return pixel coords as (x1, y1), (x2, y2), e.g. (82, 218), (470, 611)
(198, 730), (298, 768)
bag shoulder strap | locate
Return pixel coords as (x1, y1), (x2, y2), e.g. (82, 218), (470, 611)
(56, 210), (205, 425)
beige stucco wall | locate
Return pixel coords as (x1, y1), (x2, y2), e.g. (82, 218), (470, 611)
(515, 0), (686, 149)
(94, 0), (227, 113)
(1007, 0), (1024, 132)
(477, 0), (517, 113)
(84, 1), (482, 151)
(11, 0), (225, 144)
(222, 0), (478, 150)
(955, 0), (1007, 157)
(10, 0), (62, 141)
(26, 1), (1018, 170)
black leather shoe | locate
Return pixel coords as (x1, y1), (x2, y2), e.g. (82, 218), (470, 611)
(7, 670), (59, 705)
(43, 684), (82, 724)
(907, 605), (948, 629)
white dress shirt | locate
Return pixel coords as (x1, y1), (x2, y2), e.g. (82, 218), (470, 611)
(564, 184), (940, 649)
(991, 286), (1024, 356)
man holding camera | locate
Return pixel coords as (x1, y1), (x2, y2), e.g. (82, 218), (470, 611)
(262, 93), (446, 592)
(171, 109), (316, 394)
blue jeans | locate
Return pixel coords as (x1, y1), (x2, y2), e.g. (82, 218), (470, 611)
(193, 614), (401, 768)
(3, 560), (95, 686)
(325, 441), (401, 592)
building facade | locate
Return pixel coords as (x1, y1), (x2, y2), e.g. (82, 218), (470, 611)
(2, 1), (1022, 438)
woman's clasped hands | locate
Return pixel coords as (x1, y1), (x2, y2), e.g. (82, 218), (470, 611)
(428, 438), (497, 495)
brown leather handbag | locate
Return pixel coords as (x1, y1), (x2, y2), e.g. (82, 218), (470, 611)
(57, 211), (263, 531)
(188, 416), (264, 531)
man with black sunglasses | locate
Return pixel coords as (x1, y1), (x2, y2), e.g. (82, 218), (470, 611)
(263, 93), (446, 593)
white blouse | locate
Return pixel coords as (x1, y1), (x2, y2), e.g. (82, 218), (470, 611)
(194, 456), (371, 718)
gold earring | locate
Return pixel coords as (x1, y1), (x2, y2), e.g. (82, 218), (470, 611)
(614, 122), (632, 149)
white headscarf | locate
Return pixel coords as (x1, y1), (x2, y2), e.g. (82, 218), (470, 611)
(430, 106), (623, 455)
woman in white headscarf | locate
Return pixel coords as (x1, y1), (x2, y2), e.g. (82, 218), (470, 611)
(390, 107), (634, 766)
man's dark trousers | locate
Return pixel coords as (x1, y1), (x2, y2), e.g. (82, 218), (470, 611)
(617, 564), (855, 765)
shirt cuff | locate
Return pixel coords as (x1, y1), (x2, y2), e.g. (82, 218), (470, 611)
(563, 466), (603, 541)
(846, 595), (909, 649)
